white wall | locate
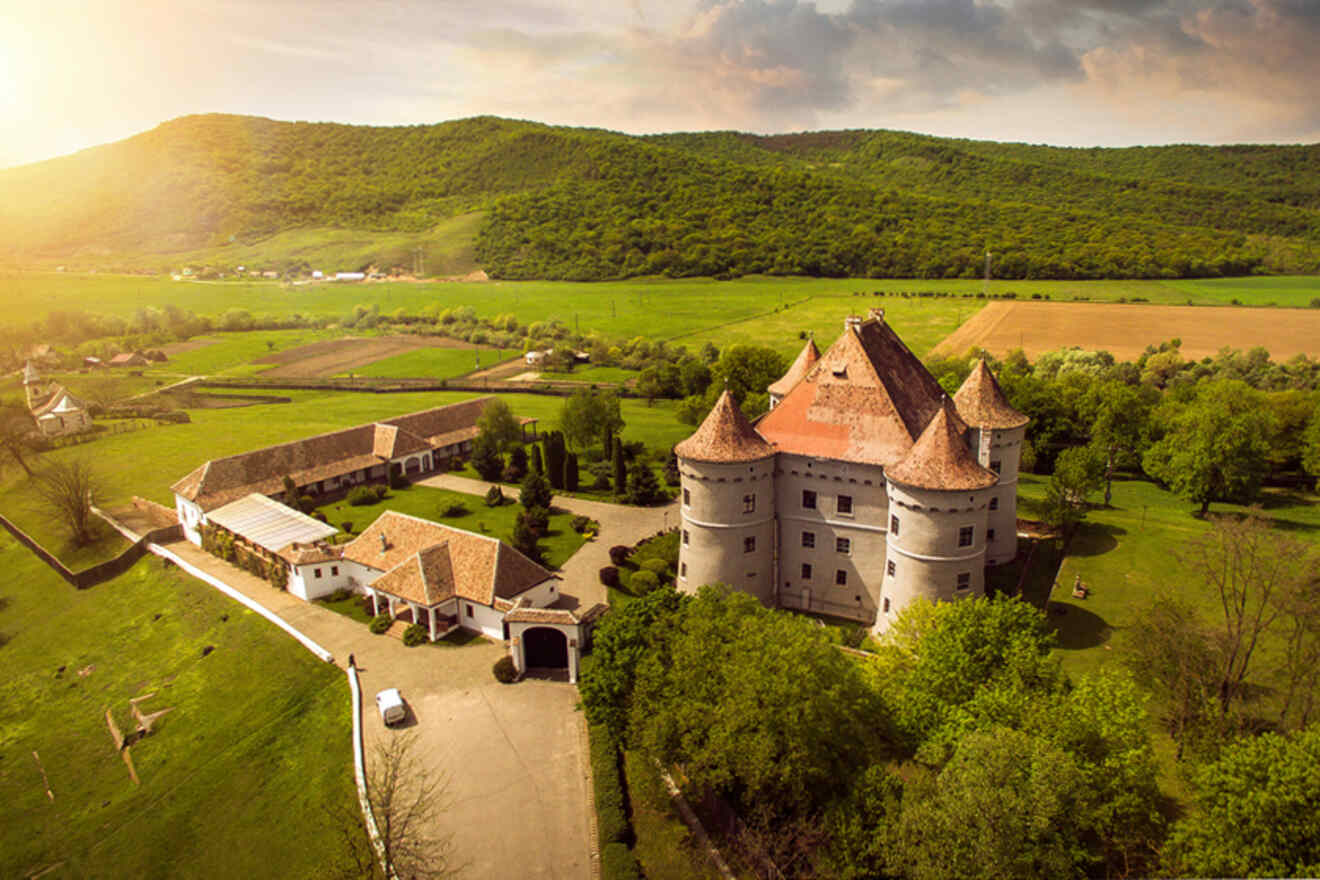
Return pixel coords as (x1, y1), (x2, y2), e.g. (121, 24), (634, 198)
(175, 495), (205, 545)
(459, 600), (507, 640)
(290, 559), (375, 601)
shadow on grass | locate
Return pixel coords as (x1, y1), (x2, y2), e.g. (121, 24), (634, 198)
(433, 628), (483, 648)
(1067, 521), (1124, 557)
(1047, 600), (1112, 650)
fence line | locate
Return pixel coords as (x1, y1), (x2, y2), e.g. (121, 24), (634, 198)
(348, 667), (398, 880)
(0, 512), (180, 589)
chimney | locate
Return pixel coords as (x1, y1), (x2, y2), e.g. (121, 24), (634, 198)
(379, 532), (388, 553)
(844, 315), (863, 332)
(869, 307), (885, 323)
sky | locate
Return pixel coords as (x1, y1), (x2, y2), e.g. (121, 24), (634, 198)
(1, 0), (1318, 168)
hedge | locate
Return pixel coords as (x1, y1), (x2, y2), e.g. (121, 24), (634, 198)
(600, 842), (642, 880)
(589, 724), (631, 846)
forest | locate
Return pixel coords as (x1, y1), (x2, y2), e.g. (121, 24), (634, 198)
(1, 114), (1318, 279)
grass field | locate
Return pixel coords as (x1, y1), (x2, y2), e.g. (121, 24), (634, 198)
(312, 483), (587, 570)
(0, 542), (353, 879)
(934, 300), (1320, 360)
(340, 345), (497, 379)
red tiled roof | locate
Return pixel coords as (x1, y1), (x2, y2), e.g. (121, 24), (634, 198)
(768, 338), (819, 397)
(954, 360), (1029, 430)
(886, 398), (998, 491)
(675, 390), (775, 463)
(31, 386), (87, 418)
(757, 314), (948, 466)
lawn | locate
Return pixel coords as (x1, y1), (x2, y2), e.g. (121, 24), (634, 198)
(553, 365), (638, 385)
(337, 346), (504, 379)
(0, 539), (354, 879)
(312, 483), (587, 570)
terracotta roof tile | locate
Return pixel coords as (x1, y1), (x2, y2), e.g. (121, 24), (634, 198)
(886, 398), (999, 491)
(369, 543), (455, 606)
(768, 338), (819, 397)
(675, 390), (775, 463)
(31, 386), (87, 418)
(954, 360), (1029, 430)
(758, 313), (948, 466)
(278, 542), (343, 565)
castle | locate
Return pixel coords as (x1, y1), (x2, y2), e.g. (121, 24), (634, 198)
(674, 309), (1028, 634)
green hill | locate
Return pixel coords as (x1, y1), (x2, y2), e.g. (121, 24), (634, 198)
(1, 114), (1318, 279)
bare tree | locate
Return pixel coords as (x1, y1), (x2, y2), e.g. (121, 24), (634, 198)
(1123, 594), (1217, 759)
(0, 401), (38, 476)
(1277, 564), (1320, 731)
(1182, 511), (1309, 718)
(32, 458), (103, 546)
(371, 732), (453, 879)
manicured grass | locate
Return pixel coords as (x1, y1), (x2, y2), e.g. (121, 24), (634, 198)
(317, 589), (375, 624)
(623, 749), (729, 880)
(556, 365), (638, 385)
(0, 540), (353, 879)
(314, 484), (586, 570)
(338, 346), (503, 379)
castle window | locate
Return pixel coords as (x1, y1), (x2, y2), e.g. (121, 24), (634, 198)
(987, 528), (996, 541)
(957, 572), (971, 590)
(959, 526), (974, 547)
(890, 514), (900, 536)
(989, 496), (999, 511)
(836, 537), (851, 554)
(744, 536), (756, 553)
(680, 562), (687, 578)
(887, 560), (896, 577)
(802, 489), (817, 509)
(683, 530), (690, 545)
(801, 563), (812, 580)
(743, 493), (756, 513)
(837, 494), (853, 515)
(835, 569), (848, 586)
(314, 568), (322, 579)
(802, 531), (815, 548)
(883, 596), (891, 612)
(331, 566), (339, 576)
(990, 460), (1002, 474)
(683, 488), (690, 506)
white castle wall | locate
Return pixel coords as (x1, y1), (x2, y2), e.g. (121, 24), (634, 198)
(970, 425), (1026, 566)
(677, 455), (777, 606)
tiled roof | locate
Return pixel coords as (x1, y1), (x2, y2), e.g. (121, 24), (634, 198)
(31, 386), (87, 418)
(278, 542), (342, 565)
(171, 398), (501, 511)
(504, 601), (609, 625)
(344, 511), (556, 606)
(674, 390), (775, 463)
(954, 360), (1029, 430)
(369, 543), (455, 606)
(22, 361), (40, 384)
(768, 338), (819, 397)
(757, 313), (948, 466)
(885, 398), (999, 491)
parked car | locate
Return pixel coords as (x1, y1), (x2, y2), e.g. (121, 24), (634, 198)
(375, 688), (406, 726)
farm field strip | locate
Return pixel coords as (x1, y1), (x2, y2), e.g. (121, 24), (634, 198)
(933, 300), (1320, 360)
(251, 334), (474, 378)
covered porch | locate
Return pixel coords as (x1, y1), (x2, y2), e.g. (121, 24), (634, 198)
(366, 588), (459, 642)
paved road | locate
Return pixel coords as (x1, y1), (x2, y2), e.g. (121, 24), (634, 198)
(150, 481), (676, 880)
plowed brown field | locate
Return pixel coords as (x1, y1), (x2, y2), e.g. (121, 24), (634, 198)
(933, 301), (1320, 361)
(253, 334), (474, 378)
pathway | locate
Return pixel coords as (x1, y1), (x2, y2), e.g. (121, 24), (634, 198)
(416, 472), (680, 609)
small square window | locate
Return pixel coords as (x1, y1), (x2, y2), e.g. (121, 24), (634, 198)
(801, 531), (816, 548)
(744, 536), (756, 553)
(743, 493), (756, 513)
(466, 604), (474, 617)
(890, 514), (900, 536)
(837, 494), (853, 515)
(835, 569), (848, 586)
(883, 596), (891, 613)
(836, 537), (851, 554)
(987, 528), (996, 541)
(989, 496), (999, 511)
(802, 489), (817, 509)
(683, 529), (690, 545)
(331, 566), (339, 576)
(957, 572), (971, 590)
(314, 568), (322, 579)
(887, 560), (896, 577)
(959, 526), (974, 547)
(680, 562), (687, 578)
(801, 563), (813, 580)
(683, 488), (691, 506)
(990, 460), (1002, 474)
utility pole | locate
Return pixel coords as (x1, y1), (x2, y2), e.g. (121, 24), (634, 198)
(983, 249), (992, 297)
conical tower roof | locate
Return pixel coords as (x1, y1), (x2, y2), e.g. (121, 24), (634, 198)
(675, 390), (775, 463)
(768, 338), (819, 398)
(22, 361), (40, 384)
(954, 360), (1028, 430)
(886, 398), (998, 491)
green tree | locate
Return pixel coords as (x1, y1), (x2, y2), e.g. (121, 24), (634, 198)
(1303, 402), (1320, 489)
(1143, 380), (1275, 516)
(1082, 380), (1156, 505)
(564, 452), (579, 492)
(710, 345), (785, 404)
(542, 431), (566, 490)
(476, 398), (521, 452)
(1163, 728), (1320, 878)
(612, 443), (626, 497)
(1042, 444), (1106, 532)
(559, 389), (624, 450)
(529, 443), (543, 475)
(624, 459), (662, 506)
(1123, 594), (1217, 758)
(511, 513), (542, 563)
(469, 432), (504, 482)
(504, 444), (528, 482)
(518, 471), (553, 512)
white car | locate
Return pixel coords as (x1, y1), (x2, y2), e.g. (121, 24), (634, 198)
(375, 688), (406, 726)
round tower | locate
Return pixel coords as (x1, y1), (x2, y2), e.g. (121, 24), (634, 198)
(952, 360), (1029, 566)
(875, 399), (998, 635)
(675, 391), (777, 606)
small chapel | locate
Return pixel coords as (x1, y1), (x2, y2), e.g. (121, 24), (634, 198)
(674, 309), (1029, 634)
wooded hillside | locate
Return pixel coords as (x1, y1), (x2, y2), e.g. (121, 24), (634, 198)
(2, 113), (1318, 279)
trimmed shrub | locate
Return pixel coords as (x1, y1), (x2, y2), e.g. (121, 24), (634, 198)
(609, 545), (631, 566)
(298, 494), (316, 513)
(327, 588), (353, 603)
(589, 724), (631, 845)
(347, 486), (376, 506)
(521, 506), (549, 536)
(369, 615), (392, 635)
(640, 558), (668, 576)
(388, 471), (410, 490)
(600, 843), (641, 880)
(340, 521), (353, 534)
(571, 514), (591, 533)
(441, 502), (469, 517)
(629, 570), (660, 594)
(403, 623), (429, 647)
(599, 566), (620, 587)
(484, 485), (505, 507)
(493, 655), (518, 683)
(373, 484), (389, 499)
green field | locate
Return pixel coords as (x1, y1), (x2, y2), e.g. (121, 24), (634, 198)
(0, 542), (352, 879)
(340, 346), (496, 379)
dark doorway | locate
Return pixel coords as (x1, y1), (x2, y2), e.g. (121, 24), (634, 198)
(523, 627), (568, 669)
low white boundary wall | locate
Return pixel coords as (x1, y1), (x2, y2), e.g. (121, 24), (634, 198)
(148, 543), (334, 663)
(348, 667), (397, 880)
